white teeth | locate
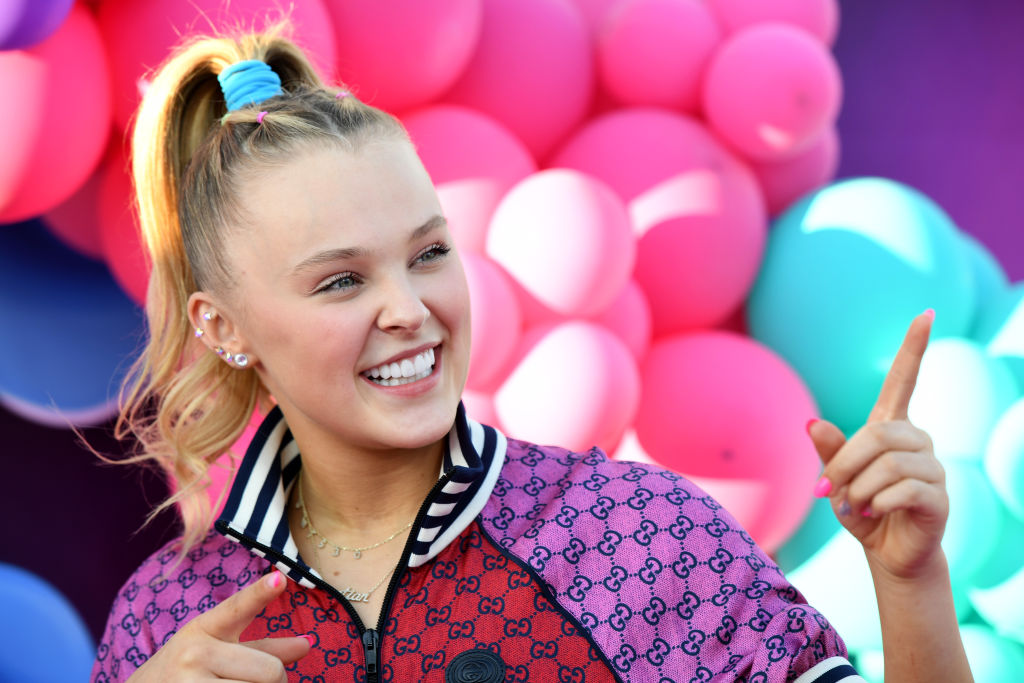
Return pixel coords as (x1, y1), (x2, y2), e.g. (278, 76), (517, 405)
(364, 348), (437, 386)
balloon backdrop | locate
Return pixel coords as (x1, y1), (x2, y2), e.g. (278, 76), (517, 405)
(0, 0), (75, 51)
(461, 252), (523, 391)
(750, 126), (840, 216)
(706, 0), (840, 46)
(973, 282), (1024, 390)
(985, 398), (1024, 519)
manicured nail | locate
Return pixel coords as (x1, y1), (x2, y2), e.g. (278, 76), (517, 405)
(838, 500), (851, 516)
(303, 634), (316, 647)
(923, 308), (935, 321)
(861, 507), (873, 518)
(266, 571), (283, 589)
(812, 477), (832, 498)
(806, 418), (819, 435)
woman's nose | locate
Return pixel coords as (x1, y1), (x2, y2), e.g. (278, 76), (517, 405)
(376, 276), (430, 332)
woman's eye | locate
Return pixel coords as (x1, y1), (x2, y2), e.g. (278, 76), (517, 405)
(318, 273), (360, 293)
(415, 242), (451, 265)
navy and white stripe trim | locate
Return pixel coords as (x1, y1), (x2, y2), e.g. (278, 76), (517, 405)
(214, 403), (506, 585)
(793, 656), (865, 683)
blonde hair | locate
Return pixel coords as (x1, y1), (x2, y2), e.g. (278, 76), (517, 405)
(115, 28), (406, 557)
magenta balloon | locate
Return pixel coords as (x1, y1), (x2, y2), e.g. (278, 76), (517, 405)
(551, 108), (767, 333)
(487, 169), (636, 318)
(462, 253), (524, 392)
(707, 0), (840, 46)
(444, 0), (593, 160)
(750, 126), (839, 216)
(98, 0), (337, 131)
(635, 331), (821, 552)
(0, 6), (111, 223)
(567, 0), (622, 36)
(702, 23), (842, 163)
(495, 321), (640, 453)
(324, 0), (481, 112)
(589, 280), (653, 362)
(98, 146), (148, 306)
(43, 142), (115, 261)
(598, 0), (722, 111)
(403, 105), (536, 253)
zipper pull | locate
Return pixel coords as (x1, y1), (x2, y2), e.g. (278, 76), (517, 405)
(362, 628), (380, 681)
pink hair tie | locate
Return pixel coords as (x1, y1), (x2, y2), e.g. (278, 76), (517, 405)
(335, 90), (350, 99)
(256, 110), (268, 124)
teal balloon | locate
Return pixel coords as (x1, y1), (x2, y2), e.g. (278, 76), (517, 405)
(985, 398), (1024, 519)
(968, 514), (1024, 641)
(973, 283), (1024, 393)
(853, 649), (884, 683)
(748, 177), (974, 434)
(960, 232), (1009, 337)
(959, 624), (1024, 681)
(941, 461), (1005, 585)
(907, 338), (1019, 461)
(774, 495), (841, 574)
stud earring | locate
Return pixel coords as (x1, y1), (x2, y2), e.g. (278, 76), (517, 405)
(194, 328), (204, 338)
(233, 353), (249, 368)
(202, 311), (214, 321)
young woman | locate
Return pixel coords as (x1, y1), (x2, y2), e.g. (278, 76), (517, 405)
(92, 29), (973, 683)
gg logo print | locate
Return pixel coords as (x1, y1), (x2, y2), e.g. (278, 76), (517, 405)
(612, 644), (638, 673)
(638, 557), (663, 585)
(607, 602), (633, 632)
(562, 537), (587, 564)
(597, 530), (623, 556)
(602, 565), (628, 592)
(555, 504), (580, 528)
(567, 575), (592, 602)
(633, 519), (659, 546)
(529, 545), (553, 572)
(530, 639), (559, 659)
(711, 583), (737, 607)
(589, 495), (615, 520)
(626, 487), (654, 510)
(674, 591), (701, 620)
(680, 629), (706, 656)
(708, 548), (734, 574)
(393, 633), (422, 654)
(716, 615), (738, 645)
(645, 637), (671, 665)
(642, 597), (667, 626)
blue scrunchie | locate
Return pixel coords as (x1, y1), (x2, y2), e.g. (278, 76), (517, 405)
(218, 60), (283, 112)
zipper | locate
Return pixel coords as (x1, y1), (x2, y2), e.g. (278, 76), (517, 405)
(215, 467), (459, 682)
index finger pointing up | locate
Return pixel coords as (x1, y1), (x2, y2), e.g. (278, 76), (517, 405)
(868, 309), (934, 424)
(197, 570), (287, 642)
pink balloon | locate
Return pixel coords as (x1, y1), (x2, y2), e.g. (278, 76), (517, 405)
(750, 126), (839, 216)
(443, 0), (593, 160)
(567, 0), (622, 36)
(551, 108), (767, 334)
(495, 321), (639, 453)
(635, 331), (820, 553)
(403, 105), (536, 253)
(98, 145), (148, 306)
(461, 253), (524, 391)
(325, 0), (481, 112)
(203, 408), (264, 518)
(597, 0), (722, 111)
(588, 279), (652, 362)
(0, 5), (111, 222)
(462, 389), (499, 427)
(702, 23), (842, 162)
(706, 0), (840, 46)
(487, 169), (635, 318)
(97, 0), (337, 131)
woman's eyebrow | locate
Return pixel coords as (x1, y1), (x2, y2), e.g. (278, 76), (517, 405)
(290, 215), (448, 276)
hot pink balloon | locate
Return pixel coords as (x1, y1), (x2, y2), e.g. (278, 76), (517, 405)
(462, 253), (523, 391)
(589, 279), (653, 362)
(495, 321), (639, 453)
(325, 0), (480, 113)
(702, 23), (842, 163)
(403, 105), (536, 254)
(551, 108), (767, 334)
(487, 169), (635, 318)
(98, 145), (148, 306)
(750, 126), (839, 216)
(97, 0), (337, 131)
(567, 0), (622, 36)
(706, 0), (840, 46)
(0, 5), (111, 223)
(597, 0), (722, 111)
(462, 389), (499, 427)
(634, 331), (820, 553)
(443, 0), (593, 160)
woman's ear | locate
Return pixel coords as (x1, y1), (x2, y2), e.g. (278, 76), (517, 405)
(187, 291), (255, 368)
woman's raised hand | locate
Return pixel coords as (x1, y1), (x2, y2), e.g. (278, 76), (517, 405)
(127, 571), (311, 682)
(807, 311), (949, 580)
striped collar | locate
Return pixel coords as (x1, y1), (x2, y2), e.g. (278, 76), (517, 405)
(214, 402), (507, 588)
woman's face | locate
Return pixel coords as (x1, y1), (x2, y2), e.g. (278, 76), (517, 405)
(222, 138), (471, 454)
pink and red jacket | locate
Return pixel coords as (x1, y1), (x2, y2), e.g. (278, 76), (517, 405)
(92, 404), (861, 682)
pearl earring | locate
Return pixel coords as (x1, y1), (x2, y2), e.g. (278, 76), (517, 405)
(233, 353), (249, 368)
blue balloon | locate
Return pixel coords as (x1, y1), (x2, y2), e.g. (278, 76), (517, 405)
(748, 177), (975, 434)
(0, 220), (143, 425)
(958, 624), (1024, 681)
(0, 563), (94, 682)
(0, 0), (75, 50)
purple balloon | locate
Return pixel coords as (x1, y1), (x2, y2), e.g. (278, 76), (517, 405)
(0, 0), (74, 50)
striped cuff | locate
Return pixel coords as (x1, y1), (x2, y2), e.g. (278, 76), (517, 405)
(793, 656), (865, 683)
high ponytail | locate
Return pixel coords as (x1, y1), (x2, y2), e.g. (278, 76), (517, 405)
(114, 26), (406, 558)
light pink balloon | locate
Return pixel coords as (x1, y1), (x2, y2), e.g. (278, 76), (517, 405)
(702, 23), (842, 163)
(325, 0), (481, 112)
(443, 0), (593, 160)
(204, 409), (264, 518)
(97, 0), (337, 131)
(403, 105), (536, 253)
(0, 5), (111, 222)
(589, 279), (652, 362)
(706, 0), (840, 46)
(462, 389), (498, 427)
(551, 108), (767, 334)
(487, 169), (635, 318)
(597, 0), (721, 111)
(635, 331), (820, 553)
(496, 321), (640, 453)
(750, 126), (839, 216)
(462, 253), (523, 391)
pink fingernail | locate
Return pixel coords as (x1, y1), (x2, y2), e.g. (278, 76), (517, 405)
(806, 418), (819, 435)
(303, 634), (315, 647)
(812, 477), (832, 498)
(266, 571), (283, 589)
(861, 507), (873, 518)
(923, 308), (935, 321)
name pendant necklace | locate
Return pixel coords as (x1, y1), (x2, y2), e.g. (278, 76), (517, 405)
(296, 477), (411, 603)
